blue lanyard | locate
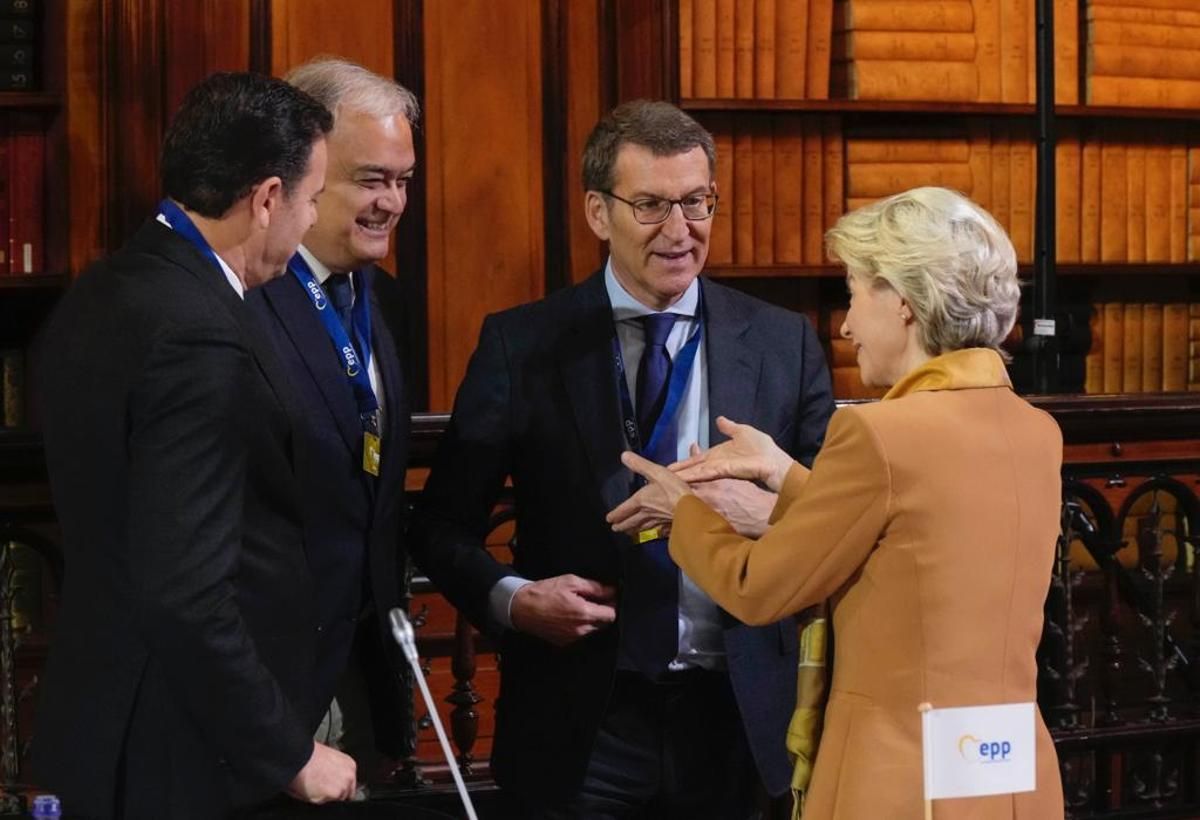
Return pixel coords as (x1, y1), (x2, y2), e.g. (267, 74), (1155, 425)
(158, 198), (226, 275)
(613, 307), (703, 461)
(288, 252), (380, 425)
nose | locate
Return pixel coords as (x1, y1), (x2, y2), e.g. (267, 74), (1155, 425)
(379, 181), (406, 214)
(840, 319), (851, 339)
(660, 202), (689, 239)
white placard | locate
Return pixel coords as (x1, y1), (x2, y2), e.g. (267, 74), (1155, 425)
(921, 701), (1036, 801)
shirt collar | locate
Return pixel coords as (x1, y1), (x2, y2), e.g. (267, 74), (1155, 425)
(156, 212), (244, 299)
(604, 257), (700, 322)
(297, 244), (335, 285)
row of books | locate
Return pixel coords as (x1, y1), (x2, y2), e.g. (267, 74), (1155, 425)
(1084, 302), (1200, 394)
(707, 115), (844, 266)
(0, 0), (37, 90)
(0, 111), (44, 275)
(1055, 124), (1199, 264)
(679, 0), (834, 99)
(1, 348), (23, 428)
(1086, 1), (1200, 109)
(680, 0), (1080, 104)
(845, 122), (1041, 261)
(706, 116), (1200, 269)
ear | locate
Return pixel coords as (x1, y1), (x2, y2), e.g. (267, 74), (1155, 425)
(584, 190), (612, 242)
(250, 175), (285, 229)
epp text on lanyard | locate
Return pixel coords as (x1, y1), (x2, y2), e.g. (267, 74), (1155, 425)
(288, 253), (382, 477)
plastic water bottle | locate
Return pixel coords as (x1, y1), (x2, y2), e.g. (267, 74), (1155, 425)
(30, 795), (61, 819)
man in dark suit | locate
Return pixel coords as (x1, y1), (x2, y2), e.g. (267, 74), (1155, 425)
(414, 101), (835, 818)
(248, 58), (418, 784)
(32, 73), (355, 817)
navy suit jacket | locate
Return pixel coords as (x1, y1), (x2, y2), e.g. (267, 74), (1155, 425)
(413, 270), (835, 802)
(249, 265), (413, 756)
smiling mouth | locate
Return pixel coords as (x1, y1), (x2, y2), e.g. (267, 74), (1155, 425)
(654, 250), (690, 261)
(356, 217), (392, 233)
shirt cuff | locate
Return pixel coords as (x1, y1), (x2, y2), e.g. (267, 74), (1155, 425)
(488, 575), (533, 630)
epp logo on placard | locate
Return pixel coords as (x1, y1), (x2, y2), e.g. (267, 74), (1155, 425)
(958, 734), (1013, 764)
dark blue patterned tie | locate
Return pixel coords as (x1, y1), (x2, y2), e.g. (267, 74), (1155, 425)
(620, 312), (681, 679)
(324, 273), (355, 340)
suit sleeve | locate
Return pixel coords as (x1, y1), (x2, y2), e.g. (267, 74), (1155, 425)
(669, 407), (890, 626)
(125, 321), (311, 791)
(409, 315), (519, 632)
(789, 315), (835, 468)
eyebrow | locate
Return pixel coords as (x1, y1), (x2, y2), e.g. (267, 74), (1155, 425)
(621, 185), (712, 199)
(354, 163), (416, 176)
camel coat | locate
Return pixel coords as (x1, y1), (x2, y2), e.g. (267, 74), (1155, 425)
(670, 348), (1065, 819)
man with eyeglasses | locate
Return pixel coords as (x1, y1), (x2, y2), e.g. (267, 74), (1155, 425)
(413, 100), (834, 818)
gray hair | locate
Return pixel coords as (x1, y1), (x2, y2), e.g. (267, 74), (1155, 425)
(582, 99), (715, 192)
(285, 57), (420, 126)
(825, 186), (1020, 358)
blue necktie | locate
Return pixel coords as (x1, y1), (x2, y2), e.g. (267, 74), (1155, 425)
(619, 313), (681, 679)
(324, 273), (355, 341)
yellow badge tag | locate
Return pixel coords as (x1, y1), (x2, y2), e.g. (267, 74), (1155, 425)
(636, 526), (662, 544)
(363, 430), (381, 477)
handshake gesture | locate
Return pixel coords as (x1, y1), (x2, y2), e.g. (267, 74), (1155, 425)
(605, 416), (800, 539)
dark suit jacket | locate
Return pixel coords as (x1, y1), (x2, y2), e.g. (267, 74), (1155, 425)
(412, 270), (835, 803)
(32, 221), (315, 818)
(248, 265), (412, 756)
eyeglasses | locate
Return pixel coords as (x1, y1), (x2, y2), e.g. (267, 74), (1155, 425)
(600, 190), (719, 224)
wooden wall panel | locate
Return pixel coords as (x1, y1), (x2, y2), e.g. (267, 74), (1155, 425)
(163, 1), (252, 116)
(424, 1), (545, 410)
(105, 0), (166, 249)
(61, 0), (105, 274)
(565, 0), (606, 283)
(268, 0), (394, 77)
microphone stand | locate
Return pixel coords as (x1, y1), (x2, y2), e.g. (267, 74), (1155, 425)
(388, 609), (479, 820)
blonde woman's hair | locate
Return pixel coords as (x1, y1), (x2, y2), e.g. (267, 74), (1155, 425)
(825, 186), (1020, 358)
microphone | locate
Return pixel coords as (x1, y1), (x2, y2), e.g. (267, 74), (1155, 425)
(388, 608), (479, 820)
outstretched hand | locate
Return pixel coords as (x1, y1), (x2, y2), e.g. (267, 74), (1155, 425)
(606, 451), (694, 536)
(671, 416), (795, 492)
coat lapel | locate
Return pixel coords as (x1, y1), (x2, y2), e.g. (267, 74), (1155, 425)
(701, 279), (762, 444)
(367, 267), (409, 500)
(260, 270), (363, 455)
(132, 220), (298, 419)
(558, 272), (633, 517)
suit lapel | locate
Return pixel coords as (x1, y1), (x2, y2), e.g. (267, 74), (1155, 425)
(261, 272), (363, 455)
(367, 267), (408, 498)
(702, 279), (762, 443)
(132, 220), (298, 417)
(558, 272), (632, 517)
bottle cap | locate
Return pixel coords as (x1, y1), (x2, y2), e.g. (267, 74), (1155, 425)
(32, 794), (61, 817)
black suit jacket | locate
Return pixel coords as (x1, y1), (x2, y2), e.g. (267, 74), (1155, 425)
(32, 221), (315, 818)
(248, 265), (412, 756)
(413, 271), (835, 803)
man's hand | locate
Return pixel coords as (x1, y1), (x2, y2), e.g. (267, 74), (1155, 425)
(671, 416), (795, 492)
(691, 478), (777, 538)
(511, 575), (617, 647)
(287, 742), (356, 804)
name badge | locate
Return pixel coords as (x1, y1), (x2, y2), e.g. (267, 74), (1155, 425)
(363, 430), (382, 477)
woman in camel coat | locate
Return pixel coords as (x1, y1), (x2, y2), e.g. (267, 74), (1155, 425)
(610, 186), (1065, 819)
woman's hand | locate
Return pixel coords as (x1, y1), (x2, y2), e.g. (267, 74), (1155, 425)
(606, 451), (694, 536)
(671, 416), (796, 492)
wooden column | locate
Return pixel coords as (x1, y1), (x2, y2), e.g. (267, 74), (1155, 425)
(423, 0), (545, 410)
